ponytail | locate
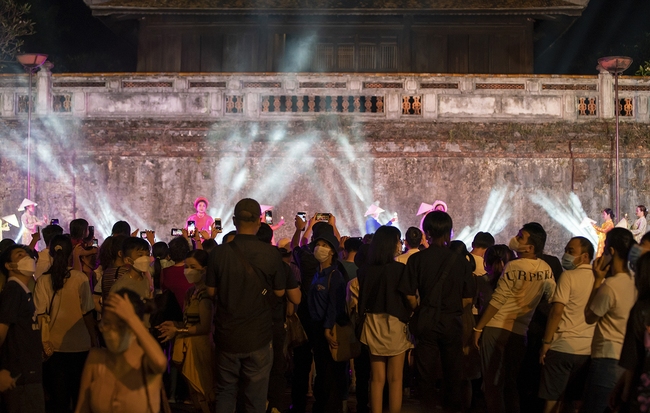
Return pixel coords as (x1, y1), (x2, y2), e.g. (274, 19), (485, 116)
(48, 235), (73, 293)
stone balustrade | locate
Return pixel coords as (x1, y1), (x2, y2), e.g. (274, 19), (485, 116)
(1, 69), (650, 122)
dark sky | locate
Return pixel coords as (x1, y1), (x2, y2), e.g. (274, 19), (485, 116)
(9, 0), (650, 75)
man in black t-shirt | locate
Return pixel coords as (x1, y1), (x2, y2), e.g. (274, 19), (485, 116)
(0, 244), (45, 413)
(206, 199), (286, 413)
(398, 211), (474, 413)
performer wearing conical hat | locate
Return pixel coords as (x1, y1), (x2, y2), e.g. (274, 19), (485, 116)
(18, 198), (47, 247)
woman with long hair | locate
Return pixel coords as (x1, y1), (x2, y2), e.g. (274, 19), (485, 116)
(357, 226), (412, 413)
(75, 289), (167, 413)
(157, 249), (214, 413)
(34, 234), (98, 413)
(593, 208), (615, 258)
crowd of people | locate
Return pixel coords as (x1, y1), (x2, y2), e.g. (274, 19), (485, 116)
(0, 197), (649, 413)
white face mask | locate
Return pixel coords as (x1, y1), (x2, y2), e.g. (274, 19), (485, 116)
(508, 237), (530, 254)
(105, 329), (135, 354)
(313, 245), (332, 263)
(131, 256), (151, 273)
(184, 268), (204, 284)
(13, 256), (36, 277)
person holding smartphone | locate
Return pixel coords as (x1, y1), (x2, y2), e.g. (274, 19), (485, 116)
(186, 197), (214, 238)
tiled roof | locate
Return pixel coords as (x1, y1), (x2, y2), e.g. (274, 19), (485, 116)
(94, 0), (584, 11)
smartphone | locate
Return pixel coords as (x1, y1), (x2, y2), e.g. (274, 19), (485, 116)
(140, 231), (147, 239)
(265, 210), (273, 225)
(92, 239), (99, 248)
(297, 212), (307, 222)
(315, 213), (330, 222)
(50, 219), (59, 226)
(171, 228), (183, 237)
(187, 221), (196, 237)
(214, 218), (222, 231)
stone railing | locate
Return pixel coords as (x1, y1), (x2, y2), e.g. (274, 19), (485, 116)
(1, 69), (650, 122)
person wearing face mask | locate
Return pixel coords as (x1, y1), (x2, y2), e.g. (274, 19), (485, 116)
(537, 237), (595, 413)
(33, 235), (98, 413)
(0, 244), (44, 412)
(582, 228), (637, 413)
(157, 249), (214, 413)
(75, 289), (167, 413)
(110, 237), (153, 302)
(472, 222), (555, 413)
(307, 231), (348, 413)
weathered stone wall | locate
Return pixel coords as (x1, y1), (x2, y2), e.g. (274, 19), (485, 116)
(2, 117), (650, 256)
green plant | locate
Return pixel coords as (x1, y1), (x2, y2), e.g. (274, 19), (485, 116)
(0, 0), (35, 69)
(635, 60), (650, 77)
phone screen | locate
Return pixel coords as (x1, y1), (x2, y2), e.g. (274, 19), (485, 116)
(50, 219), (59, 226)
(171, 228), (183, 237)
(92, 239), (99, 248)
(187, 221), (196, 237)
(214, 218), (222, 230)
(140, 231), (147, 239)
(265, 211), (273, 225)
(297, 212), (307, 222)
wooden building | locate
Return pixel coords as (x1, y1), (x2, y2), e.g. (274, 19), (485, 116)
(84, 0), (589, 74)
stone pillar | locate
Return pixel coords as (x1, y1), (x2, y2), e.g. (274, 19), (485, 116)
(35, 62), (53, 115)
(599, 72), (614, 119)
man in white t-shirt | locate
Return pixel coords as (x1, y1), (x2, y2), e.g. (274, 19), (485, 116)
(396, 227), (422, 264)
(472, 222), (556, 413)
(583, 228), (637, 413)
(470, 232), (495, 277)
(538, 236), (596, 413)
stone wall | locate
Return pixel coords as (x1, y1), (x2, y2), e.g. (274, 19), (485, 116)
(2, 116), (650, 256)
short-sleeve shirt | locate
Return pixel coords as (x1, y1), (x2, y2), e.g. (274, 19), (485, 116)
(398, 245), (474, 318)
(358, 261), (410, 323)
(272, 261), (299, 323)
(34, 269), (95, 352)
(618, 299), (650, 406)
(549, 264), (596, 355)
(206, 234), (286, 353)
(590, 271), (637, 359)
(0, 278), (42, 385)
(486, 258), (555, 336)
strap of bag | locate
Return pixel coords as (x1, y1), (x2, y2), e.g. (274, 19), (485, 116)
(228, 242), (276, 307)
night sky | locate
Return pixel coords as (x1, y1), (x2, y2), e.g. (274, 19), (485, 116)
(8, 0), (650, 75)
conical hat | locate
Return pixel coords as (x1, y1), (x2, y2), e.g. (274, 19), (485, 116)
(1, 214), (19, 227)
(432, 200), (448, 212)
(417, 203), (434, 216)
(17, 198), (36, 211)
(364, 204), (385, 217)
